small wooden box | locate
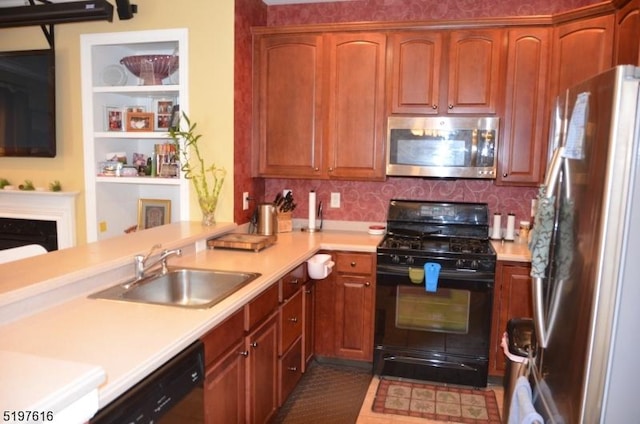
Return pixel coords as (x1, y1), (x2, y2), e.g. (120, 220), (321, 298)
(277, 211), (293, 233)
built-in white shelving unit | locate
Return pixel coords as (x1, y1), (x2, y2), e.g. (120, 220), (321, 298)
(81, 28), (189, 242)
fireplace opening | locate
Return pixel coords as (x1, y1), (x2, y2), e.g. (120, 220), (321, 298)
(0, 218), (58, 252)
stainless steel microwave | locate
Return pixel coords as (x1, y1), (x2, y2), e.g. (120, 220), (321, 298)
(386, 116), (499, 179)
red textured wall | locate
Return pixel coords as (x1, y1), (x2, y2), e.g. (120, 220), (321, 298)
(235, 0), (599, 225)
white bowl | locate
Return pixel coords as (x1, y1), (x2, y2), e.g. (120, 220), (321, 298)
(307, 254), (335, 279)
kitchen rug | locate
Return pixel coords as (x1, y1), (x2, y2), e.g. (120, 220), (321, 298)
(372, 378), (501, 423)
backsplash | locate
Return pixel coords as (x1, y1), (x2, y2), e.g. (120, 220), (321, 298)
(265, 178), (538, 225)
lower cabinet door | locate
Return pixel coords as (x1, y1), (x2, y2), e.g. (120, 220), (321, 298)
(247, 312), (279, 424)
(279, 337), (303, 406)
(204, 339), (246, 424)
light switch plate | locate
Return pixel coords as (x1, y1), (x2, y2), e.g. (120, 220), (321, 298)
(243, 192), (249, 210)
(330, 192), (340, 208)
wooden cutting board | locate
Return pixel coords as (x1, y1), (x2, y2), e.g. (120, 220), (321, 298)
(207, 233), (276, 252)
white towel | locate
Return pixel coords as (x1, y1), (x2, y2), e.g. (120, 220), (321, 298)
(508, 376), (544, 424)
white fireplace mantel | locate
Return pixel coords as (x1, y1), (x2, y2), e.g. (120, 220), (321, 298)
(0, 190), (79, 249)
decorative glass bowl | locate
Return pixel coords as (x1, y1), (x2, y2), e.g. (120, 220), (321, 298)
(119, 55), (179, 85)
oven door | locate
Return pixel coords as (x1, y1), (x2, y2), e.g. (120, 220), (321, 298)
(374, 263), (494, 387)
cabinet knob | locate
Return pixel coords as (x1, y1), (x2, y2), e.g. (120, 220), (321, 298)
(364, 281), (371, 287)
(432, 104), (438, 110)
(328, 167), (333, 172)
(448, 104), (454, 109)
(503, 173), (508, 178)
(239, 351), (249, 357)
(288, 317), (298, 323)
(305, 289), (312, 294)
(287, 366), (298, 372)
(289, 278), (299, 285)
(350, 261), (356, 267)
(250, 341), (258, 348)
(314, 167), (320, 172)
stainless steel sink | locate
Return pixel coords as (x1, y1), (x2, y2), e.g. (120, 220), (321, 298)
(90, 268), (261, 309)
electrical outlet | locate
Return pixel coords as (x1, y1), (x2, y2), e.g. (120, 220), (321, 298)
(99, 221), (107, 233)
(283, 189), (292, 197)
(243, 192), (250, 210)
(330, 192), (341, 208)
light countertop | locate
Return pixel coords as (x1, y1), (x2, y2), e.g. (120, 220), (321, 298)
(0, 223), (529, 422)
(491, 237), (532, 262)
(0, 224), (381, 422)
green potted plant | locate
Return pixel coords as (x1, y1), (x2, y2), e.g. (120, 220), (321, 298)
(169, 113), (226, 226)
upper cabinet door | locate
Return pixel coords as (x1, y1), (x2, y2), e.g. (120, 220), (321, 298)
(324, 32), (387, 180)
(388, 32), (443, 114)
(614, 0), (640, 66)
(254, 34), (324, 178)
(446, 29), (505, 114)
(497, 27), (551, 186)
(550, 14), (614, 98)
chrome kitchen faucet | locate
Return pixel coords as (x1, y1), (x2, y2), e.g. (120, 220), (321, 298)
(132, 244), (183, 281)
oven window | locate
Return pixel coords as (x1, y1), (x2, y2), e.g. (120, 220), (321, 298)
(396, 286), (470, 334)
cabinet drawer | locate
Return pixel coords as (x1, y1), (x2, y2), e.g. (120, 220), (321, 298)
(281, 263), (308, 301)
(245, 283), (279, 331)
(335, 252), (374, 275)
(202, 308), (244, 367)
(280, 289), (303, 354)
(279, 337), (303, 406)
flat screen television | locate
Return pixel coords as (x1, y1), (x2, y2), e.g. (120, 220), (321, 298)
(0, 49), (56, 157)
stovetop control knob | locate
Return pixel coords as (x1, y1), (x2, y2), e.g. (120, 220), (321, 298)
(405, 256), (415, 265)
(391, 254), (400, 264)
(456, 259), (464, 269)
(471, 260), (479, 270)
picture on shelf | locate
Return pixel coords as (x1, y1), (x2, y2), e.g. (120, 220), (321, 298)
(155, 99), (174, 131)
(106, 106), (123, 131)
(127, 112), (154, 131)
(137, 198), (171, 230)
(169, 104), (180, 131)
(155, 99), (174, 115)
(126, 105), (146, 113)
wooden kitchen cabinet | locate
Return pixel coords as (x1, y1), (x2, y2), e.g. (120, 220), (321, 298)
(246, 311), (279, 424)
(278, 289), (303, 405)
(614, 0), (640, 66)
(202, 309), (246, 424)
(388, 29), (504, 115)
(314, 251), (377, 361)
(302, 279), (315, 371)
(202, 283), (280, 424)
(497, 27), (551, 186)
(253, 33), (323, 179)
(253, 31), (386, 181)
(549, 13), (614, 100)
(446, 29), (505, 114)
(489, 261), (534, 376)
(388, 31), (443, 114)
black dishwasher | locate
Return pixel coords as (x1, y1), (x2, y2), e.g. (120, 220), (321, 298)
(91, 340), (205, 424)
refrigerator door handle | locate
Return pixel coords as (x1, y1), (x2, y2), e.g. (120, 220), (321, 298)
(530, 146), (566, 348)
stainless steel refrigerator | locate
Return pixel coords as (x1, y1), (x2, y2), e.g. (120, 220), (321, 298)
(528, 65), (640, 423)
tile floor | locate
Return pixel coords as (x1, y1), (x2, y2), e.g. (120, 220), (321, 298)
(356, 376), (505, 424)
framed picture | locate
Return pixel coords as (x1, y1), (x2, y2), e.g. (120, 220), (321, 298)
(125, 105), (146, 113)
(137, 198), (171, 230)
(168, 104), (181, 131)
(155, 99), (174, 131)
(106, 106), (123, 131)
(127, 112), (154, 132)
(155, 99), (174, 115)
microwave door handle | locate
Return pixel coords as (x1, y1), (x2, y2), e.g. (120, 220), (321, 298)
(470, 130), (479, 166)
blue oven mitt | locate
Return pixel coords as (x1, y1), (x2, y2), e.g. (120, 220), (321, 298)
(424, 262), (441, 292)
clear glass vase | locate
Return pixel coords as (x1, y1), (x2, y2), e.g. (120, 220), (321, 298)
(199, 196), (217, 226)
